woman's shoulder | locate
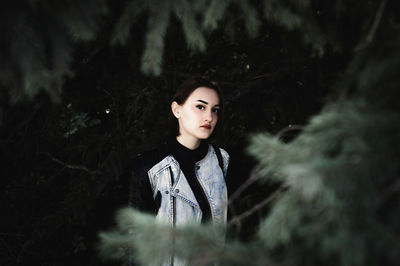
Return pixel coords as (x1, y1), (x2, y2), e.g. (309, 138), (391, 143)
(133, 143), (171, 174)
(209, 144), (230, 177)
(210, 144), (230, 161)
(218, 147), (229, 160)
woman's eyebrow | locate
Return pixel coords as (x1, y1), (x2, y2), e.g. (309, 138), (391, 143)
(197, 100), (208, 104)
(197, 99), (220, 107)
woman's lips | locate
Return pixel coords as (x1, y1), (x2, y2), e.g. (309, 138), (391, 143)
(201, 124), (211, 129)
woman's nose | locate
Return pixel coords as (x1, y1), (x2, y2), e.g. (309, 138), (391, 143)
(204, 110), (213, 122)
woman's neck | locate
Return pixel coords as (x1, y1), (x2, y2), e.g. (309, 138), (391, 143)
(176, 135), (201, 150)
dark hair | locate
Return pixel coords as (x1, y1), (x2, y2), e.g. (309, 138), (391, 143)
(168, 76), (225, 139)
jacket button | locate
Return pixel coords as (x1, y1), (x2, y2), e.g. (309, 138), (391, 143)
(165, 191), (169, 194)
(175, 189), (179, 193)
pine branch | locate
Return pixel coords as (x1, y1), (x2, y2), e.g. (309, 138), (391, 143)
(228, 169), (259, 205)
(366, 0), (387, 43)
(227, 170), (259, 232)
(203, 0), (230, 31)
(141, 1), (171, 75)
(111, 1), (146, 45)
(42, 152), (102, 176)
(229, 185), (286, 226)
(355, 0), (387, 51)
(275, 125), (304, 141)
(237, 0), (260, 38)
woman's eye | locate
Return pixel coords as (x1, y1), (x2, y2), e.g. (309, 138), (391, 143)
(212, 108), (219, 114)
(196, 105), (205, 110)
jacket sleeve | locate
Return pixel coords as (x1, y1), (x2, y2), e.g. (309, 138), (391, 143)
(129, 155), (158, 214)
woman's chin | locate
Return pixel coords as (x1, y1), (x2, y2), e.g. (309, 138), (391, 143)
(197, 133), (212, 140)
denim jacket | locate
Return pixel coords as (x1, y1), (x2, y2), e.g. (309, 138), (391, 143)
(129, 143), (229, 265)
(147, 145), (229, 226)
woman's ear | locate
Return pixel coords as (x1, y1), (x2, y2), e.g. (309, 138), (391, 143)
(171, 101), (181, 119)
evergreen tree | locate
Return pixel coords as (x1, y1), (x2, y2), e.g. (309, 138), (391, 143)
(2, 0), (399, 265)
(0, 0), (108, 103)
(99, 0), (400, 265)
(0, 0), (261, 104)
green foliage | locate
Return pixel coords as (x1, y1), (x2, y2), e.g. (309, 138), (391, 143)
(251, 2), (400, 264)
(112, 0), (260, 76)
(2, 0), (399, 265)
(125, 82), (171, 150)
(174, 0), (207, 53)
(202, 0), (230, 31)
(1, 0), (331, 103)
(0, 0), (107, 103)
(237, 0), (261, 38)
(111, 1), (145, 46)
(140, 2), (171, 76)
(60, 104), (101, 138)
(98, 1), (400, 265)
(99, 208), (255, 266)
(42, 0), (108, 41)
(251, 100), (399, 265)
(262, 0), (326, 56)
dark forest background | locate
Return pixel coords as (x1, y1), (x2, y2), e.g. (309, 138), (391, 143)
(1, 1), (399, 265)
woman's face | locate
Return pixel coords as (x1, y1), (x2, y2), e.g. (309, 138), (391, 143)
(172, 86), (220, 142)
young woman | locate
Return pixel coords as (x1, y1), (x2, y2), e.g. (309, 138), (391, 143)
(130, 77), (230, 226)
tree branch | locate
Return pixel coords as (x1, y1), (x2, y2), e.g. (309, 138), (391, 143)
(275, 124), (304, 141)
(172, 69), (289, 103)
(229, 185), (286, 226)
(355, 0), (387, 51)
(228, 169), (259, 205)
(42, 152), (102, 176)
(366, 0), (387, 44)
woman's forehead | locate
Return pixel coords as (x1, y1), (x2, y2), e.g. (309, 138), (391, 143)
(187, 86), (220, 104)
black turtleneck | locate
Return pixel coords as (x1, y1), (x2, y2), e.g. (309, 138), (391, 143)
(168, 138), (212, 222)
